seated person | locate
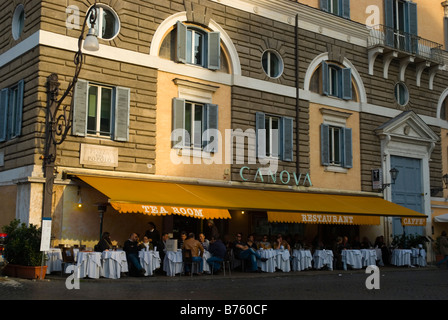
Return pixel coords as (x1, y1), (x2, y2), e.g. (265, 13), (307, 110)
(123, 233), (145, 276)
(233, 232), (267, 272)
(258, 234), (272, 249)
(94, 231), (113, 252)
(207, 236), (227, 273)
(273, 234), (291, 251)
(138, 235), (153, 251)
(199, 233), (210, 251)
(247, 234), (258, 250)
(182, 232), (204, 274)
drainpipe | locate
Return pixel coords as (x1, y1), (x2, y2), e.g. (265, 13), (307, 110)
(295, 14), (300, 174)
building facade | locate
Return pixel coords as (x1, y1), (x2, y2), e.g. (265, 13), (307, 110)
(1, 0), (447, 260)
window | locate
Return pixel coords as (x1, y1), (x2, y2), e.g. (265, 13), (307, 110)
(384, 0), (418, 53)
(321, 61), (352, 100)
(262, 50), (283, 78)
(256, 112), (293, 161)
(0, 80), (24, 142)
(73, 80), (130, 141)
(172, 98), (218, 152)
(394, 82), (409, 106)
(176, 21), (221, 70)
(321, 124), (352, 168)
(320, 0), (350, 19)
(88, 5), (120, 40)
(12, 4), (25, 40)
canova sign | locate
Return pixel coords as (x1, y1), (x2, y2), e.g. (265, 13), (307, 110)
(239, 166), (312, 186)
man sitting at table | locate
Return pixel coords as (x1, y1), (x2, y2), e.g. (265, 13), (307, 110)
(182, 232), (204, 275)
(207, 236), (227, 274)
(124, 233), (145, 277)
(233, 232), (267, 272)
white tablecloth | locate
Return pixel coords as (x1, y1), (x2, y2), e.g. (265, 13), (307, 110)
(101, 251), (128, 279)
(274, 249), (291, 272)
(360, 249), (377, 267)
(163, 250), (183, 276)
(45, 248), (63, 274)
(411, 248), (426, 267)
(391, 249), (412, 266)
(76, 252), (102, 278)
(292, 249), (312, 271)
(257, 249), (277, 272)
(313, 250), (333, 270)
(342, 250), (363, 270)
(139, 250), (161, 276)
(202, 251), (212, 273)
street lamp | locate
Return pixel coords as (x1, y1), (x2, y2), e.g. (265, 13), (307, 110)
(42, 4), (99, 219)
(381, 167), (399, 191)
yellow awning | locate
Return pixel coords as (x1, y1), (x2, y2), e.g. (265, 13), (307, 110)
(76, 175), (426, 223)
(268, 212), (381, 225)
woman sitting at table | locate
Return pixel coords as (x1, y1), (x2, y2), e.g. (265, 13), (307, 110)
(258, 234), (272, 250)
(94, 232), (113, 252)
(273, 234), (291, 252)
(139, 235), (153, 251)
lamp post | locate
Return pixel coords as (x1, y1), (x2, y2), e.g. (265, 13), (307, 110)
(42, 4), (99, 220)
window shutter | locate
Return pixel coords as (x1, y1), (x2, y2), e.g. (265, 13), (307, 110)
(114, 87), (130, 142)
(281, 117), (293, 162)
(172, 98), (186, 148)
(72, 79), (88, 137)
(341, 0), (350, 19)
(384, 0), (394, 47)
(321, 61), (329, 96)
(341, 68), (352, 100)
(0, 88), (8, 142)
(203, 103), (219, 152)
(320, 0), (329, 12)
(176, 21), (187, 64)
(320, 124), (330, 166)
(12, 79), (24, 138)
(207, 32), (221, 70)
(256, 112), (266, 159)
(342, 127), (353, 168)
(407, 1), (418, 54)
(445, 17), (448, 50)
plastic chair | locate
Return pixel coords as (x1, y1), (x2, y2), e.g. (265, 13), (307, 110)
(61, 247), (75, 275)
(182, 249), (200, 276)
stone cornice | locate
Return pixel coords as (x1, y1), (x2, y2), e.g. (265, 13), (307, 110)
(212, 0), (371, 47)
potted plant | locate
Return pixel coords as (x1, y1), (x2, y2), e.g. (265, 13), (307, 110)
(2, 219), (47, 279)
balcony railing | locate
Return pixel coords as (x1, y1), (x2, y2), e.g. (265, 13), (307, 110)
(368, 24), (444, 65)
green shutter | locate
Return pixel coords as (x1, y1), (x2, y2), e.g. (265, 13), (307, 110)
(282, 117), (293, 162)
(384, 0), (394, 47)
(341, 68), (352, 100)
(72, 79), (88, 137)
(256, 112), (266, 159)
(172, 98), (186, 148)
(321, 61), (329, 96)
(207, 32), (221, 70)
(176, 21), (187, 64)
(320, 0), (329, 12)
(0, 88), (8, 142)
(343, 127), (353, 168)
(203, 103), (219, 152)
(320, 124), (330, 166)
(114, 87), (130, 142)
(12, 79), (24, 138)
(341, 0), (350, 19)
(407, 1), (418, 54)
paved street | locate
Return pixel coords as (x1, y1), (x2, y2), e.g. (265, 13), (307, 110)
(0, 267), (446, 303)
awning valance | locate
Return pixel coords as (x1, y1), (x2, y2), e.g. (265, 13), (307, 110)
(76, 175), (426, 222)
(268, 212), (381, 225)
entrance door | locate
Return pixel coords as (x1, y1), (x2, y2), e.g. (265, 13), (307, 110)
(390, 156), (424, 236)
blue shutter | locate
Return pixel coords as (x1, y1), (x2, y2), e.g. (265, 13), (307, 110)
(341, 68), (352, 100)
(114, 87), (130, 142)
(172, 98), (186, 148)
(0, 88), (8, 142)
(207, 32), (221, 70)
(72, 79), (88, 137)
(176, 21), (187, 64)
(321, 61), (329, 96)
(12, 79), (24, 138)
(281, 117), (293, 162)
(342, 127), (353, 168)
(256, 112), (266, 159)
(320, 124), (330, 166)
(320, 0), (329, 12)
(203, 104), (219, 152)
(341, 0), (350, 19)
(407, 1), (418, 54)
(384, 0), (395, 47)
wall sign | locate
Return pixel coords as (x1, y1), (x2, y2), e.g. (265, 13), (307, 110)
(80, 144), (118, 167)
(239, 166), (312, 186)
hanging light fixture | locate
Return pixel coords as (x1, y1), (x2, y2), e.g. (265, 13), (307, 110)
(77, 187), (83, 208)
